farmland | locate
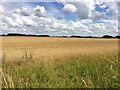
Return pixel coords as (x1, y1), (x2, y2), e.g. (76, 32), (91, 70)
(1, 36), (119, 88)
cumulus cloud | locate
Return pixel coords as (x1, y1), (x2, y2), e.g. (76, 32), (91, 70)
(77, 1), (95, 19)
(14, 17), (23, 25)
(34, 5), (47, 17)
(61, 0), (95, 19)
(2, 16), (19, 27)
(63, 4), (77, 13)
(20, 7), (31, 16)
(88, 19), (118, 36)
(91, 11), (107, 20)
(21, 16), (34, 26)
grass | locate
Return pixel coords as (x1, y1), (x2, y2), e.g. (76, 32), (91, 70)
(1, 37), (119, 88)
(2, 55), (119, 88)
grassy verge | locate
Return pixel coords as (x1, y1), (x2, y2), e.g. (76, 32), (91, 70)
(2, 54), (120, 88)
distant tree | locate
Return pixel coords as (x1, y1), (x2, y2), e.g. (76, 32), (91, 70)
(102, 35), (113, 38)
(70, 36), (82, 38)
(6, 33), (50, 37)
(37, 35), (50, 37)
(1, 34), (6, 36)
(7, 33), (26, 36)
(84, 36), (92, 38)
(115, 36), (120, 38)
(62, 36), (69, 38)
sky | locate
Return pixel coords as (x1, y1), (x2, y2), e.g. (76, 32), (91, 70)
(0, 0), (120, 36)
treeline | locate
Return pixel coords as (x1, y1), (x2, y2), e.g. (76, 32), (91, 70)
(71, 35), (120, 38)
(1, 33), (120, 38)
(1, 33), (50, 37)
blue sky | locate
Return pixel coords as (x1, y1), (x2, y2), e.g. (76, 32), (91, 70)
(30, 2), (78, 21)
(0, 1), (119, 36)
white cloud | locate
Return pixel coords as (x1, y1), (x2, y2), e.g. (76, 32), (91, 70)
(88, 19), (118, 36)
(61, 0), (95, 19)
(94, 0), (105, 4)
(80, 19), (93, 24)
(99, 4), (107, 9)
(15, 18), (23, 25)
(2, 16), (19, 27)
(63, 4), (77, 13)
(34, 5), (47, 17)
(21, 16), (34, 26)
(11, 13), (23, 26)
(20, 7), (31, 16)
(0, 5), (4, 14)
(91, 11), (107, 20)
(14, 9), (21, 14)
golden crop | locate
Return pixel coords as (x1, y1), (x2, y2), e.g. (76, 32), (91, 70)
(1, 36), (118, 64)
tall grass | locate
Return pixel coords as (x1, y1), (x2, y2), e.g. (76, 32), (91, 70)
(2, 54), (119, 88)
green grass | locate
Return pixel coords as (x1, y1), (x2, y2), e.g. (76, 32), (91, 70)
(2, 54), (120, 88)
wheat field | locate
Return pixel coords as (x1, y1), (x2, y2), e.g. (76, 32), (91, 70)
(1, 36), (119, 88)
(2, 37), (118, 63)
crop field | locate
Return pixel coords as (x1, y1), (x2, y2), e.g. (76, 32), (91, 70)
(0, 36), (120, 88)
